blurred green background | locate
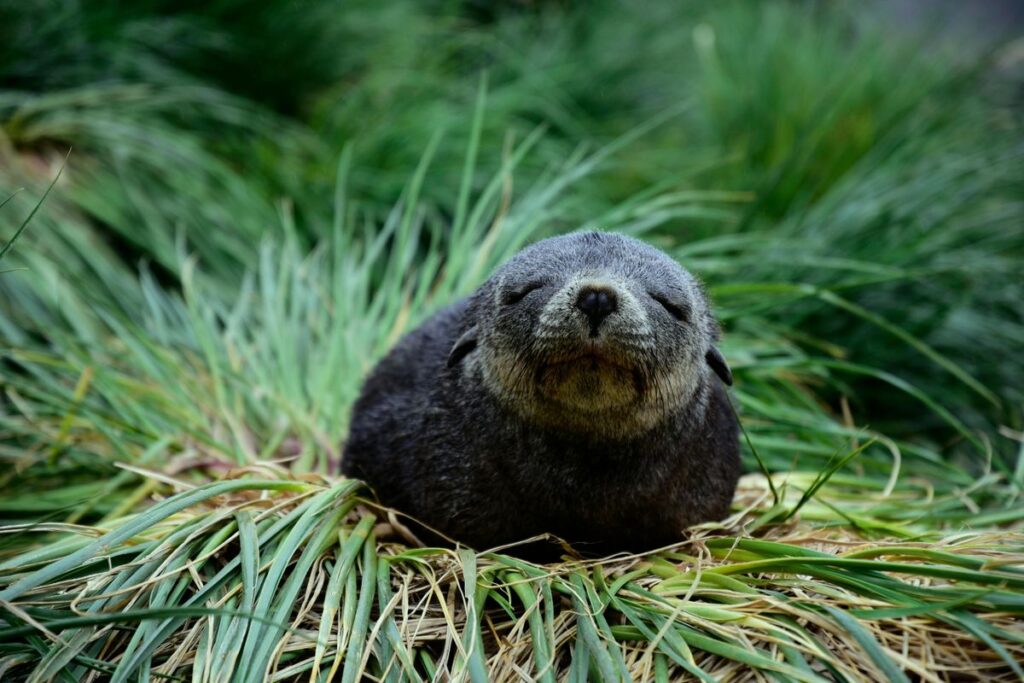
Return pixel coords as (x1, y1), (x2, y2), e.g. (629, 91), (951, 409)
(1, 0), (1022, 511)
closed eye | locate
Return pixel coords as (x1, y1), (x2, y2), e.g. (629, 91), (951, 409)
(502, 281), (545, 306)
(648, 292), (689, 322)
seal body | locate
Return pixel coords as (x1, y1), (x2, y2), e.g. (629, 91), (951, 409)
(343, 232), (740, 555)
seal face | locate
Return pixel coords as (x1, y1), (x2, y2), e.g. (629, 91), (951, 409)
(454, 231), (728, 440)
(344, 231), (739, 556)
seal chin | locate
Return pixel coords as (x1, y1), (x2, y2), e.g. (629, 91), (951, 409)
(535, 353), (642, 411)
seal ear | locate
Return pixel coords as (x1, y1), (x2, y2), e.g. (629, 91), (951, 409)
(447, 326), (479, 368)
(705, 346), (733, 386)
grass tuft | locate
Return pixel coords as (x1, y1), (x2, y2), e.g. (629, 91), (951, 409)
(1, 474), (1022, 680)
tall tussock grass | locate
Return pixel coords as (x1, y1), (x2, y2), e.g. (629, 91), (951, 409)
(1, 0), (1022, 679)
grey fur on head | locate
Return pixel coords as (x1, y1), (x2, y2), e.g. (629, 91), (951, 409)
(343, 231), (740, 558)
(453, 230), (731, 439)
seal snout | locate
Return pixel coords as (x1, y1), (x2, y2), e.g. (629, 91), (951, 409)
(576, 285), (618, 334)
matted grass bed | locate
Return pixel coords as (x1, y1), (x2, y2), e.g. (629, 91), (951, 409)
(1, 473), (1022, 681)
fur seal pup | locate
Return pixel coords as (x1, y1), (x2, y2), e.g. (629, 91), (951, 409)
(343, 231), (740, 556)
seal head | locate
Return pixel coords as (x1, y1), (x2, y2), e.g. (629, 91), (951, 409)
(448, 231), (731, 440)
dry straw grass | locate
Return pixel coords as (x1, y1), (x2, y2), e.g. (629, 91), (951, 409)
(1, 470), (1021, 682)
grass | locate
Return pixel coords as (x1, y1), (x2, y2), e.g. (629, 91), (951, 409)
(1, 0), (1022, 680)
(1, 478), (1022, 680)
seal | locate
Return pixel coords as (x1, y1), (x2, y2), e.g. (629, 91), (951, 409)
(343, 231), (740, 556)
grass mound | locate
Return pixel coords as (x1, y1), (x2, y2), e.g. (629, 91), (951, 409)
(2, 476), (1022, 680)
(1, 0), (1022, 680)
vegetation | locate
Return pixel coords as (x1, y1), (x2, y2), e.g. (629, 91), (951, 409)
(1, 1), (1021, 680)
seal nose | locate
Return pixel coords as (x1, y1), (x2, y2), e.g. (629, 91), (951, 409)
(576, 286), (618, 329)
